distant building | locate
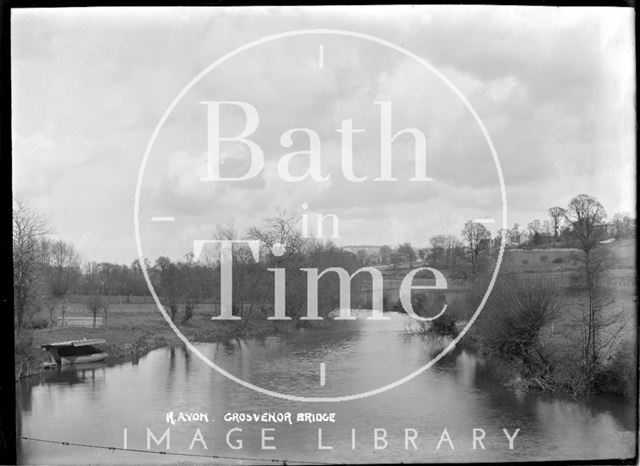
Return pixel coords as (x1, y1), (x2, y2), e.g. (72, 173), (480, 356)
(594, 222), (617, 237)
(507, 229), (529, 246)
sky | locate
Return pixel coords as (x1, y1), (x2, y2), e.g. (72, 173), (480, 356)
(12, 6), (636, 264)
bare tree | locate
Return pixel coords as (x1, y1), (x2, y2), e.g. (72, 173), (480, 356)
(541, 220), (551, 240)
(561, 195), (626, 391)
(564, 194), (607, 254)
(567, 247), (626, 386)
(389, 248), (402, 271)
(378, 245), (392, 264)
(548, 206), (565, 246)
(475, 275), (560, 388)
(247, 209), (308, 266)
(246, 210), (311, 319)
(214, 220), (258, 318)
(13, 200), (51, 333)
(428, 235), (446, 268)
(86, 294), (108, 328)
(396, 242), (416, 268)
(44, 239), (81, 325)
(461, 220), (491, 274)
(181, 252), (201, 325)
(417, 247), (428, 265)
(154, 257), (181, 321)
(356, 249), (367, 266)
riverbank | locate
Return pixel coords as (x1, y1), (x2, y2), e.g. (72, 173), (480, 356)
(18, 298), (636, 403)
(16, 302), (306, 380)
(402, 309), (636, 402)
(18, 321), (637, 465)
(17, 306), (386, 380)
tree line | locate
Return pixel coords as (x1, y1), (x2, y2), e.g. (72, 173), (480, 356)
(364, 194), (634, 276)
(13, 194), (636, 397)
(443, 194), (634, 398)
(13, 194), (635, 333)
(13, 203), (365, 331)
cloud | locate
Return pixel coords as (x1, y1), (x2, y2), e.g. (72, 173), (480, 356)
(11, 6), (635, 262)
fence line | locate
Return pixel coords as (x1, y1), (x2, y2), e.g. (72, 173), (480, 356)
(58, 315), (105, 328)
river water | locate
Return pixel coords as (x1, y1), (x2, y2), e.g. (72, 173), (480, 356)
(17, 312), (636, 464)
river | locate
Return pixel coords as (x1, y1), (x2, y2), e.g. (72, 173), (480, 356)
(17, 312), (636, 464)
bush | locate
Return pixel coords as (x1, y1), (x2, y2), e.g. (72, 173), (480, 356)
(25, 316), (50, 329)
(594, 343), (637, 399)
(15, 331), (40, 379)
(430, 312), (457, 337)
(181, 303), (194, 324)
(472, 276), (559, 379)
(403, 293), (459, 338)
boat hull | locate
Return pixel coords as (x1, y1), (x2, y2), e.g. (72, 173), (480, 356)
(42, 339), (109, 366)
(59, 352), (108, 365)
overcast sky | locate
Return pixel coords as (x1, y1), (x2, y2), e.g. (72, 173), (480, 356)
(12, 6), (635, 264)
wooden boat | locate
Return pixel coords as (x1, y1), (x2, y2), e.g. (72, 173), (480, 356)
(41, 339), (108, 365)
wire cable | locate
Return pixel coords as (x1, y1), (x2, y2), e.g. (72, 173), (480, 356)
(21, 436), (340, 465)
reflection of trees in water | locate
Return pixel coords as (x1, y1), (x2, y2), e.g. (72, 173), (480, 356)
(165, 347), (176, 395)
(38, 365), (106, 387)
(537, 392), (635, 433)
(453, 350), (479, 386)
(164, 345), (193, 393)
(223, 340), (238, 354)
(169, 346), (175, 369)
(458, 351), (635, 444)
(182, 344), (191, 374)
(16, 379), (32, 414)
(17, 366), (107, 419)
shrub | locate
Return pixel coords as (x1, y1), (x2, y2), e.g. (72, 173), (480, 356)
(430, 312), (458, 337)
(181, 303), (194, 324)
(594, 342), (637, 399)
(472, 275), (559, 379)
(392, 301), (404, 313)
(25, 316), (50, 329)
(86, 294), (109, 328)
(15, 331), (40, 379)
(169, 304), (178, 322)
(404, 293), (458, 338)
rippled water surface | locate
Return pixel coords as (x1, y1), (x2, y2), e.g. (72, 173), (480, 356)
(18, 313), (636, 464)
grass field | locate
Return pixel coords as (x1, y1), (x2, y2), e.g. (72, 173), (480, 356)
(26, 300), (290, 374)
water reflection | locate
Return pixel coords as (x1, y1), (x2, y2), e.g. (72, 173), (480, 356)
(18, 313), (635, 464)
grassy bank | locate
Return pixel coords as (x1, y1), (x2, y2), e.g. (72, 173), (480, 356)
(16, 301), (303, 380)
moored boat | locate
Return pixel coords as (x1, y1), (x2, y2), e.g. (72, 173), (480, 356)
(42, 339), (108, 365)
